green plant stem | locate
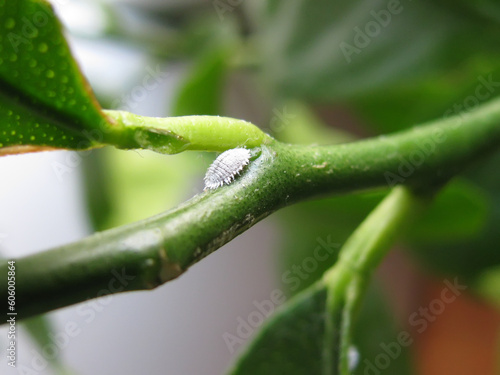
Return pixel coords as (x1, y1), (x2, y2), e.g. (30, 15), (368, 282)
(103, 110), (273, 153)
(327, 187), (423, 280)
(321, 186), (424, 374)
(2, 97), (500, 320)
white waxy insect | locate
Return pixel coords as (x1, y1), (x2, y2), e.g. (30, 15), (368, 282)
(204, 148), (251, 190)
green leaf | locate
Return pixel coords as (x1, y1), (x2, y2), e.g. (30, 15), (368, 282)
(408, 149), (500, 283)
(22, 316), (76, 375)
(230, 187), (421, 374)
(0, 1), (270, 156)
(276, 180), (484, 298)
(227, 282), (329, 375)
(172, 16), (239, 116)
(81, 149), (115, 231)
(354, 65), (500, 134)
(350, 284), (414, 375)
(0, 0), (112, 154)
(172, 45), (230, 116)
(255, 0), (500, 138)
(406, 179), (488, 244)
(475, 264), (500, 308)
(256, 0), (500, 102)
(228, 280), (413, 375)
(436, 0), (500, 25)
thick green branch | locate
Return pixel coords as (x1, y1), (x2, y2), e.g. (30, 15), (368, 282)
(2, 97), (500, 320)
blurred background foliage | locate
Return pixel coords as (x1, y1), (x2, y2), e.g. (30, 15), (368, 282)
(62, 0), (500, 372)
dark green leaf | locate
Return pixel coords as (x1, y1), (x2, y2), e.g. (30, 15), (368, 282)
(351, 284), (414, 375)
(408, 149), (500, 283)
(228, 280), (413, 375)
(406, 179), (488, 244)
(435, 0), (500, 25)
(256, 0), (500, 102)
(255, 0), (500, 137)
(227, 281), (330, 375)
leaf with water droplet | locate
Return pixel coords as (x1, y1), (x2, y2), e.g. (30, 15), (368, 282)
(0, 0), (270, 156)
(0, 0), (116, 154)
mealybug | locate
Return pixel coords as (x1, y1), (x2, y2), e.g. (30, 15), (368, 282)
(204, 148), (251, 190)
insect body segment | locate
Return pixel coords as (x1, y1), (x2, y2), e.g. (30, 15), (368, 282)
(204, 148), (251, 190)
